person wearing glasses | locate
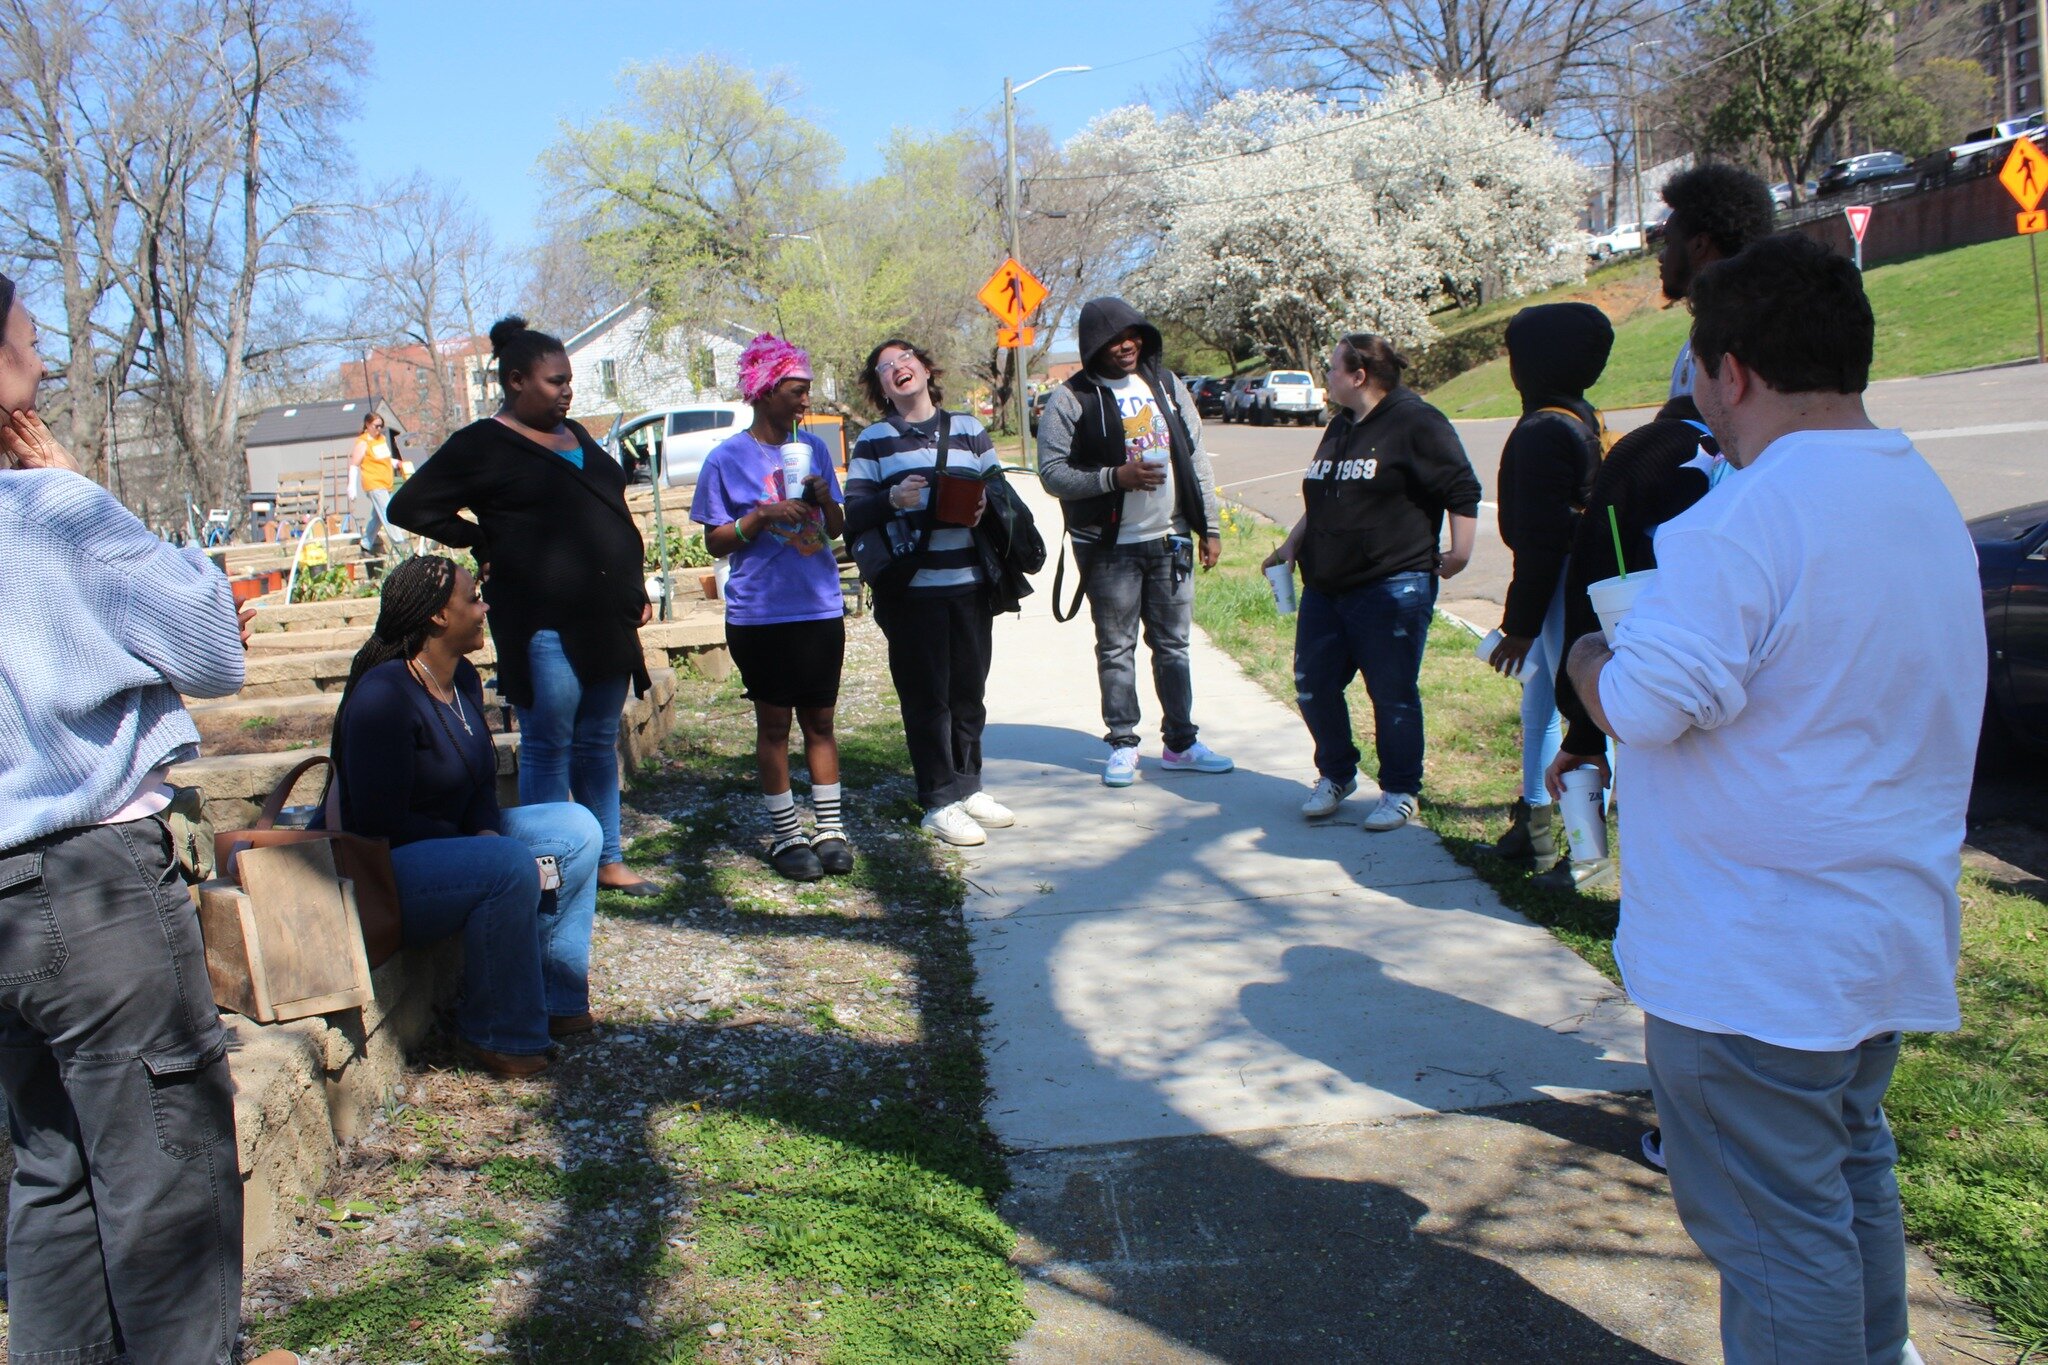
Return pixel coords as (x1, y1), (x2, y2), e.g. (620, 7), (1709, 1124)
(348, 410), (412, 556)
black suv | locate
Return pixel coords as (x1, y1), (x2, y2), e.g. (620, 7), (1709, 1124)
(1186, 376), (1228, 418)
(1817, 151), (1911, 197)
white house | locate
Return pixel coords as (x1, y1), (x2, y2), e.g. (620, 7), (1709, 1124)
(561, 296), (755, 428)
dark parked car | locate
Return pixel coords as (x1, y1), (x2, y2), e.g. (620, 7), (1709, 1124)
(1816, 151), (1912, 197)
(1974, 500), (2048, 751)
(1027, 389), (1051, 434)
(1222, 376), (1264, 423)
(1187, 376), (1228, 418)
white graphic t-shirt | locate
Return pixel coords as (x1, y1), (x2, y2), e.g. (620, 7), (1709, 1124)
(1104, 373), (1176, 543)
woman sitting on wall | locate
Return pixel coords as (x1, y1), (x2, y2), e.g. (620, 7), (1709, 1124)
(329, 554), (602, 1076)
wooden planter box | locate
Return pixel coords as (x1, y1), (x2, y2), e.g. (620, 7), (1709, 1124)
(197, 842), (374, 1023)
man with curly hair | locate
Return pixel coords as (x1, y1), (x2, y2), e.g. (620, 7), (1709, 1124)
(1657, 164), (1778, 405)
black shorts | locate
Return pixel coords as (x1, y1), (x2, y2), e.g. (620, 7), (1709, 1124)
(726, 617), (845, 710)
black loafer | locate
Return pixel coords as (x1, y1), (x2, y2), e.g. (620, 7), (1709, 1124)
(770, 840), (825, 882)
(811, 835), (855, 875)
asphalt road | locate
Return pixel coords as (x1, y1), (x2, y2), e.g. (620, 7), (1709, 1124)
(1199, 361), (2048, 625)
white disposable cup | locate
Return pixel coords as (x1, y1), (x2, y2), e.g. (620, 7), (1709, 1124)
(1265, 562), (1297, 614)
(1587, 569), (1658, 647)
(1142, 446), (1170, 466)
(1559, 765), (1608, 862)
(1476, 628), (1537, 682)
(780, 442), (812, 501)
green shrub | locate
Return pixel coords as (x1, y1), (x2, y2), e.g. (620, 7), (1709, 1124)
(1408, 316), (1513, 392)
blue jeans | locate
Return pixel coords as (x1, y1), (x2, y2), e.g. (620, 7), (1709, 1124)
(1646, 1017), (1908, 1365)
(1082, 538), (1198, 751)
(361, 488), (406, 555)
(517, 629), (630, 865)
(389, 801), (601, 1055)
(1294, 573), (1436, 797)
(1519, 571), (1568, 805)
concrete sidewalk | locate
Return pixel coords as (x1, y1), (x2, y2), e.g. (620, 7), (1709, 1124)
(960, 487), (2002, 1362)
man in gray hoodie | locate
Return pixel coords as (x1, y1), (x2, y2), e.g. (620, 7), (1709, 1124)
(1038, 297), (1230, 787)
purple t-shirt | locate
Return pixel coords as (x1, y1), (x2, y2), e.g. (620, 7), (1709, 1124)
(691, 429), (846, 626)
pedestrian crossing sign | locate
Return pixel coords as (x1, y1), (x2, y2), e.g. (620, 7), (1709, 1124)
(2020, 210), (2047, 235)
(1999, 137), (2048, 213)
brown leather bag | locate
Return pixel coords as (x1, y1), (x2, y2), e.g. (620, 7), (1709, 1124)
(212, 755), (403, 968)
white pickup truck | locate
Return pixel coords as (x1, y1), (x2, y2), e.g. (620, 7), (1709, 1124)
(1255, 369), (1328, 426)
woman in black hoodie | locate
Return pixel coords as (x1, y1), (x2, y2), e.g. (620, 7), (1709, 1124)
(1487, 303), (1613, 868)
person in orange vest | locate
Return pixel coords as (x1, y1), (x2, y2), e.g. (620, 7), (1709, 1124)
(348, 410), (412, 555)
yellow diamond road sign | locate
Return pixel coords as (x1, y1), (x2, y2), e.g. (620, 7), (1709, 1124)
(977, 258), (1048, 328)
(1999, 137), (2048, 213)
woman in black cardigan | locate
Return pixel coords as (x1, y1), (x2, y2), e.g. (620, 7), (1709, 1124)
(390, 316), (658, 896)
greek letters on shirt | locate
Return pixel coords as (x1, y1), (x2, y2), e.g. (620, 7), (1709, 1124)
(1308, 455), (1379, 482)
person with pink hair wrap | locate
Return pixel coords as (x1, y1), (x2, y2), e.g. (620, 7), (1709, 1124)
(738, 332), (814, 405)
(691, 334), (852, 883)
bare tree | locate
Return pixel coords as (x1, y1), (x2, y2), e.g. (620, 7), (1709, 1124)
(1195, 0), (1668, 122)
(347, 174), (509, 448)
(0, 0), (165, 485)
(524, 212), (624, 338)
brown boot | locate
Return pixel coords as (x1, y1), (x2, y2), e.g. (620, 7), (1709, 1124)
(456, 1039), (552, 1077)
(1494, 798), (1559, 867)
(549, 1011), (598, 1038)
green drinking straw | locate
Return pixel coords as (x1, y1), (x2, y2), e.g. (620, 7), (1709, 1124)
(1607, 505), (1627, 580)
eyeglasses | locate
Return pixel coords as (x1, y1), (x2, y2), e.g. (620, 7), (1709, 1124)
(875, 352), (921, 376)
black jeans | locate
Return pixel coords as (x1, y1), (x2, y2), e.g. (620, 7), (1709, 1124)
(1079, 537), (1197, 752)
(0, 817), (243, 1364)
(873, 590), (995, 808)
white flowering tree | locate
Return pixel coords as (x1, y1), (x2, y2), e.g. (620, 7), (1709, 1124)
(1068, 80), (1589, 365)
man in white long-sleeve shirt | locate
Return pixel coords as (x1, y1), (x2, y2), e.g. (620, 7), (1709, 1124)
(1566, 235), (1982, 1365)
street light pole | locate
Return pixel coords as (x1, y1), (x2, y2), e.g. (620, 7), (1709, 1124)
(1003, 77), (1028, 467)
(1626, 40), (1662, 243)
(1002, 65), (1089, 470)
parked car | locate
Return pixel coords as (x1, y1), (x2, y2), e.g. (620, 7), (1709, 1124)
(1816, 151), (1913, 198)
(1769, 179), (1819, 210)
(1256, 369), (1328, 426)
(1916, 113), (2047, 189)
(609, 402), (749, 487)
(1222, 375), (1265, 423)
(1027, 389), (1051, 434)
(1584, 222), (1645, 259)
(1187, 376), (1228, 419)
(1974, 499), (2048, 752)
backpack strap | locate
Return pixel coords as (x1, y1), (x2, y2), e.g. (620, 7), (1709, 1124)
(1052, 535), (1088, 623)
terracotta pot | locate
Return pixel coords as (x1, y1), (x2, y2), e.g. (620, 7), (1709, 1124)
(699, 571), (719, 601)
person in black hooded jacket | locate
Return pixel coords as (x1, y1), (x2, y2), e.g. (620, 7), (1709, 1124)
(1487, 302), (1613, 868)
(1037, 297), (1230, 789)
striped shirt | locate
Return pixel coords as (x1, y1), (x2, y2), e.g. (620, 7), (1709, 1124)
(846, 411), (1000, 595)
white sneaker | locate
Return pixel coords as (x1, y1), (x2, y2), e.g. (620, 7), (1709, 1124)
(1103, 746), (1140, 787)
(1362, 792), (1419, 832)
(1159, 740), (1233, 774)
(920, 802), (986, 846)
(1301, 775), (1357, 818)
(961, 792), (1015, 828)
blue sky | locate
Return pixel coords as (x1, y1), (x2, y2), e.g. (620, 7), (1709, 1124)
(349, 0), (1219, 251)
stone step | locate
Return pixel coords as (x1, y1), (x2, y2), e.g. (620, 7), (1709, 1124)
(246, 598), (383, 633)
(211, 534), (368, 576)
(246, 625), (372, 654)
(187, 692), (343, 723)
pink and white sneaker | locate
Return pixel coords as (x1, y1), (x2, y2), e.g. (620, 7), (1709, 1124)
(1159, 741), (1234, 774)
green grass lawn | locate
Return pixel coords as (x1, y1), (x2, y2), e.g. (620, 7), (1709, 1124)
(1195, 509), (2048, 1354)
(1426, 236), (2048, 419)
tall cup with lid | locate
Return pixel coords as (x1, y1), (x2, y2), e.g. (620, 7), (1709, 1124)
(779, 441), (813, 502)
(1559, 765), (1609, 862)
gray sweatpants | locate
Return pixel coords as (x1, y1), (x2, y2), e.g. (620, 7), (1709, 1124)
(1645, 1013), (1909, 1365)
(0, 817), (244, 1364)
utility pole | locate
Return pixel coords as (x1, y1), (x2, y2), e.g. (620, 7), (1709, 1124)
(1004, 77), (1029, 468)
(1001, 66), (1089, 470)
(1626, 40), (1663, 241)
